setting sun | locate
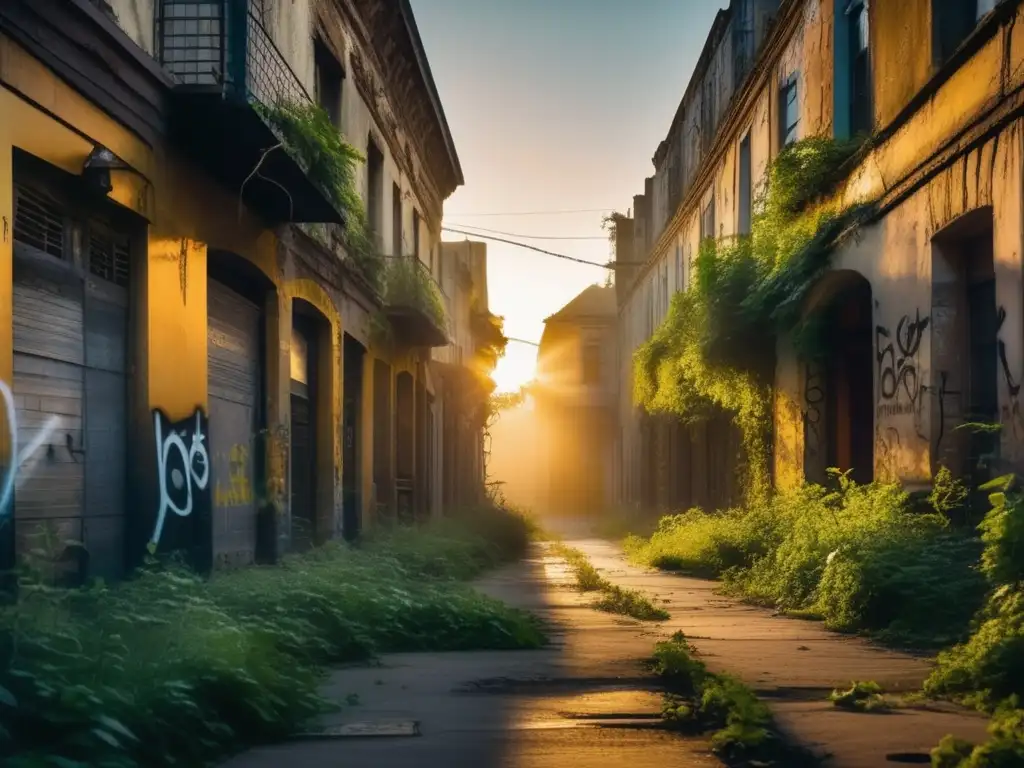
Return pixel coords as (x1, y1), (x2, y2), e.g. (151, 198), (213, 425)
(491, 342), (537, 393)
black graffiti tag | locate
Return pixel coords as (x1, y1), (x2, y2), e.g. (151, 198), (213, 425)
(876, 310), (930, 406)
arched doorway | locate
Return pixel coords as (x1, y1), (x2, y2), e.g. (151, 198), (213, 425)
(804, 271), (874, 485)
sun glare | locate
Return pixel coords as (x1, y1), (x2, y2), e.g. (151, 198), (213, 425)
(492, 344), (537, 393)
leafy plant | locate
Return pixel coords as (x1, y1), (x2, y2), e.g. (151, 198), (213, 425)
(382, 256), (449, 333)
(632, 136), (867, 495)
(257, 100), (385, 290)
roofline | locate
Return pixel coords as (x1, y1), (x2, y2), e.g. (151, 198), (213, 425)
(399, 0), (465, 188)
(660, 6), (733, 165)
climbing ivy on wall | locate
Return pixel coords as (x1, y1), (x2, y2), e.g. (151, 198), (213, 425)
(633, 136), (870, 496)
(257, 101), (385, 291)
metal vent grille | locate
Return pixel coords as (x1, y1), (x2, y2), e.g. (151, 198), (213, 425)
(89, 230), (131, 288)
(13, 183), (66, 259)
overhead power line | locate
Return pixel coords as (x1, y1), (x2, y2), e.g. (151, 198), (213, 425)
(441, 226), (610, 268)
(446, 222), (607, 241)
(505, 336), (540, 347)
(445, 207), (616, 217)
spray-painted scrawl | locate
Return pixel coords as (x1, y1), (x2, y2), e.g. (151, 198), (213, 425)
(1, 379), (64, 523)
(151, 409), (210, 547)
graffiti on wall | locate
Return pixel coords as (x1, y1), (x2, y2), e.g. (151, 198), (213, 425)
(151, 409), (210, 547)
(803, 360), (825, 462)
(213, 443), (254, 508)
(995, 306), (1024, 441)
(1, 380), (64, 523)
(875, 310), (930, 418)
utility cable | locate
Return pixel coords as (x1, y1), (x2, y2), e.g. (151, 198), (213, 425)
(446, 222), (607, 241)
(445, 207), (617, 217)
(505, 336), (540, 347)
(441, 226), (647, 268)
(441, 227), (611, 268)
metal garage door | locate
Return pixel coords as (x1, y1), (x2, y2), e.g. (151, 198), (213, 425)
(11, 180), (129, 581)
(207, 278), (260, 568)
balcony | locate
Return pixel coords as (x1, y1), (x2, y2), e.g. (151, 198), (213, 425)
(382, 256), (449, 348)
(157, 0), (342, 224)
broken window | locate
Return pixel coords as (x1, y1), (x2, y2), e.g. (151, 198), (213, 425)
(847, 0), (872, 136)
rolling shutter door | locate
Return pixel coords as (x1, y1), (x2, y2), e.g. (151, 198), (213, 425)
(10, 181), (130, 580)
(207, 278), (260, 567)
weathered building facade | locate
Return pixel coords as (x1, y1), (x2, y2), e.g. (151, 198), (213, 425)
(535, 284), (617, 516)
(616, 0), (1024, 510)
(0, 0), (490, 581)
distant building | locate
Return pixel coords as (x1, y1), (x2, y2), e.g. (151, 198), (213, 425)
(534, 285), (617, 516)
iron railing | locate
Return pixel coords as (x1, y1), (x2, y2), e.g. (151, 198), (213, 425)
(157, 0), (311, 109)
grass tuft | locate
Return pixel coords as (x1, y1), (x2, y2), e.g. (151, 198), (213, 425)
(550, 543), (669, 621)
(829, 681), (889, 713)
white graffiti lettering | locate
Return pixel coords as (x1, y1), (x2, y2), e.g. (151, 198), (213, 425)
(151, 411), (210, 545)
(1, 380), (63, 521)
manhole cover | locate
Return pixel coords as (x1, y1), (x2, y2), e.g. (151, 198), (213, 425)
(295, 721), (420, 740)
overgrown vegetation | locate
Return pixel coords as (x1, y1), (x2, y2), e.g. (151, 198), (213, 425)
(633, 137), (867, 494)
(829, 681), (889, 712)
(923, 474), (1024, 764)
(257, 101), (385, 290)
(382, 255), (449, 332)
(0, 504), (543, 767)
(550, 543), (669, 621)
(625, 472), (986, 647)
(653, 632), (817, 765)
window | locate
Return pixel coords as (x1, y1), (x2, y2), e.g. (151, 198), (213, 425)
(847, 1), (872, 136)
(392, 182), (402, 256)
(366, 137), (383, 235)
(582, 343), (602, 385)
(700, 195), (716, 242)
(780, 74), (800, 147)
(933, 0), (988, 65)
(412, 208), (420, 261)
(738, 131), (752, 236)
(674, 242), (683, 291)
(314, 39), (344, 129)
(701, 77), (717, 153)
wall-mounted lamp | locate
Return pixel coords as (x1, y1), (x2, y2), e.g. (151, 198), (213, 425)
(82, 145), (137, 196)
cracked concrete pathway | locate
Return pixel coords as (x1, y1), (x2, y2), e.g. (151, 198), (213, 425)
(560, 532), (992, 768)
(221, 547), (719, 768)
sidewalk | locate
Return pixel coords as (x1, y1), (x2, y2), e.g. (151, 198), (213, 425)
(221, 548), (719, 768)
(567, 536), (991, 768)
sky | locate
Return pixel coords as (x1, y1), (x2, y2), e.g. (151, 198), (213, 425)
(410, 0), (729, 392)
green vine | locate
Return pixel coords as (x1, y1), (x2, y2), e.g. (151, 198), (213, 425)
(470, 302), (509, 372)
(256, 101), (385, 291)
(633, 136), (869, 496)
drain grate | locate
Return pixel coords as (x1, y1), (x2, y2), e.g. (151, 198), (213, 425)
(294, 721), (420, 740)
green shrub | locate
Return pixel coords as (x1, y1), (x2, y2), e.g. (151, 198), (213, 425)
(627, 474), (986, 645)
(0, 507), (544, 766)
(927, 480), (1024, 708)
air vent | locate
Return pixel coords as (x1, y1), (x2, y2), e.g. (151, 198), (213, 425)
(89, 230), (131, 288)
(13, 183), (66, 259)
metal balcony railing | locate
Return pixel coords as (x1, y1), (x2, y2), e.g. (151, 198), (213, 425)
(157, 0), (311, 109)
